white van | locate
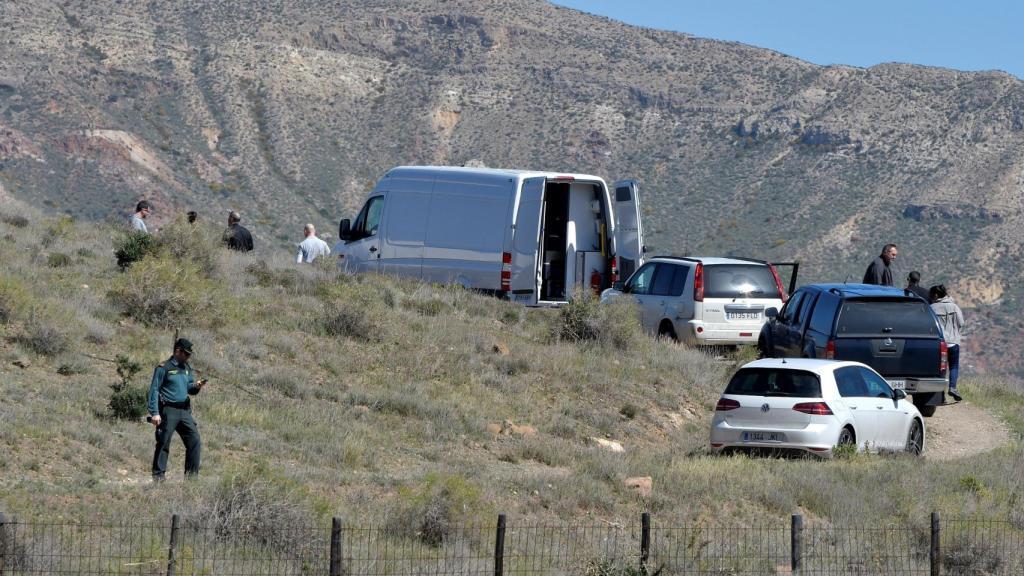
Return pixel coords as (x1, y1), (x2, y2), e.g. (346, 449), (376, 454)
(334, 166), (645, 305)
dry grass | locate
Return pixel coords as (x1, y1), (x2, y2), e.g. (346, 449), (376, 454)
(0, 208), (1021, 567)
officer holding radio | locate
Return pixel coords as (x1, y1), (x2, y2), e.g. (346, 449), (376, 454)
(148, 338), (208, 481)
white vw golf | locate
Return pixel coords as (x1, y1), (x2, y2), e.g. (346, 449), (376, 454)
(710, 359), (925, 458)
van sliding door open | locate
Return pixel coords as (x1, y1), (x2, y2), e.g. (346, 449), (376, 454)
(509, 177), (545, 303)
(612, 180), (645, 281)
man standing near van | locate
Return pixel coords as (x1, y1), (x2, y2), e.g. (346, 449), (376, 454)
(148, 338), (207, 480)
(223, 211), (254, 252)
(296, 223), (331, 263)
(863, 244), (897, 286)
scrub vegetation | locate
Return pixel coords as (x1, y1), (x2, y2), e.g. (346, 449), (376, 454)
(0, 206), (1022, 563)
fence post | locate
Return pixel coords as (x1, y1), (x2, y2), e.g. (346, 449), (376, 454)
(0, 512), (7, 576)
(930, 512), (941, 576)
(494, 514), (507, 576)
(640, 512), (651, 574)
(791, 514), (803, 575)
(330, 517), (342, 576)
(166, 514), (180, 576)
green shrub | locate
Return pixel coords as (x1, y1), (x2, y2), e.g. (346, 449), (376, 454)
(320, 302), (377, 341)
(558, 288), (644, 350)
(155, 216), (220, 276)
(0, 213), (29, 228)
(107, 256), (219, 327)
(41, 215), (74, 247)
(401, 297), (449, 316)
(19, 310), (73, 356)
(108, 355), (147, 420)
(619, 403), (639, 420)
(114, 231), (157, 269)
(0, 275), (32, 324)
(388, 474), (489, 547)
(46, 252), (72, 268)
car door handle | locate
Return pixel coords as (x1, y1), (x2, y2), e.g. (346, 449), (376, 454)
(369, 246), (378, 253)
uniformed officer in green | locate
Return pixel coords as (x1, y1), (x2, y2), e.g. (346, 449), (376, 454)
(148, 338), (208, 480)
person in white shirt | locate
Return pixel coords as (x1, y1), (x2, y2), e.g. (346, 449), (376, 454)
(129, 200), (152, 233)
(296, 223), (331, 263)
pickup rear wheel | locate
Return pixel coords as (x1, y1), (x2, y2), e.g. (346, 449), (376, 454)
(905, 419), (924, 456)
(913, 393), (938, 417)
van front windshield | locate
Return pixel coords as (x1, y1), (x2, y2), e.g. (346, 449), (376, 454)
(704, 265), (779, 299)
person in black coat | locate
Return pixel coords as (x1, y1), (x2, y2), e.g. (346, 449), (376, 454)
(862, 244), (897, 286)
(222, 211), (254, 252)
(905, 270), (930, 300)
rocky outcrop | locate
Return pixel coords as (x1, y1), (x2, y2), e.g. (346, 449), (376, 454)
(902, 204), (1004, 222)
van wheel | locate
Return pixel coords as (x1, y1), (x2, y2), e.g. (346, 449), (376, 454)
(905, 419), (924, 456)
(658, 321), (678, 342)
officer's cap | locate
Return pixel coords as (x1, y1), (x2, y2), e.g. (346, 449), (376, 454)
(174, 338), (194, 355)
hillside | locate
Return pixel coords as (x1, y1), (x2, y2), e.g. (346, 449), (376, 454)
(0, 0), (1022, 377)
(2, 203), (1023, 543)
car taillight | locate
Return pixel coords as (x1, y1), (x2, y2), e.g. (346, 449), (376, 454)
(694, 262), (704, 302)
(939, 341), (948, 374)
(825, 340), (835, 360)
(501, 252), (512, 292)
(793, 402), (833, 415)
(610, 257), (619, 283)
(589, 269), (602, 295)
(715, 398), (740, 411)
(769, 264), (788, 303)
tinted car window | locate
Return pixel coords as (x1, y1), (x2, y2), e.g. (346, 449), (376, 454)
(627, 263), (656, 295)
(704, 265), (779, 299)
(651, 264), (677, 296)
(791, 292), (816, 325)
(669, 265), (689, 297)
(835, 366), (869, 397)
(724, 368), (822, 398)
(859, 367), (894, 398)
(808, 293), (840, 335)
(836, 300), (939, 337)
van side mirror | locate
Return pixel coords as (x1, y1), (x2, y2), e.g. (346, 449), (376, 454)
(338, 219), (351, 241)
(893, 388), (907, 401)
(765, 307), (778, 320)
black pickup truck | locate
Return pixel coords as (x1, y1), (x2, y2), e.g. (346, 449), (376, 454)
(758, 284), (949, 416)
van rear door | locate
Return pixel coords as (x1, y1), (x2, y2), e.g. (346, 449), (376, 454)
(611, 180), (645, 281)
(509, 177), (545, 302)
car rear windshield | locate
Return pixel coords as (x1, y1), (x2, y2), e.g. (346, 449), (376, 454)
(836, 299), (939, 337)
(724, 368), (822, 398)
(704, 264), (779, 299)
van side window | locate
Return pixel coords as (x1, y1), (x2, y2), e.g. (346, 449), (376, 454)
(627, 263), (656, 295)
(651, 264), (677, 296)
(352, 196), (384, 239)
(808, 293), (839, 335)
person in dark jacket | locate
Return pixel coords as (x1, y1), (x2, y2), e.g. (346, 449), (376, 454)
(222, 211), (254, 252)
(148, 338), (208, 480)
(863, 244), (898, 286)
(905, 270), (929, 300)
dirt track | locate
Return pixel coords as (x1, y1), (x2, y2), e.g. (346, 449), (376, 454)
(924, 400), (1011, 460)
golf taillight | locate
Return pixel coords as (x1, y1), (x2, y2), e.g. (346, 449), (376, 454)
(940, 341), (948, 374)
(793, 402), (833, 416)
(694, 262), (704, 302)
(715, 398), (740, 411)
(769, 264), (788, 303)
(825, 340), (835, 360)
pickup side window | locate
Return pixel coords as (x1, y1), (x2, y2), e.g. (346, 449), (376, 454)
(808, 293), (840, 335)
(790, 292), (816, 326)
(780, 291), (805, 323)
(835, 366), (869, 397)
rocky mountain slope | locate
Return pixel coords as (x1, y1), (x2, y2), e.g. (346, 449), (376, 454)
(1, 0), (1022, 373)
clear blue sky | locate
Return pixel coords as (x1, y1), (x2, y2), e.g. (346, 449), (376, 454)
(550, 1), (1023, 80)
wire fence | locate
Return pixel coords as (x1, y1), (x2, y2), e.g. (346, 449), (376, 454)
(2, 512), (1023, 575)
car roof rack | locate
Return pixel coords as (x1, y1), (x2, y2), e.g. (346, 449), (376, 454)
(651, 255), (701, 263)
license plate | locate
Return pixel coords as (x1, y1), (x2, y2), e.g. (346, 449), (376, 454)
(887, 379), (906, 390)
(727, 312), (761, 320)
(742, 431), (785, 443)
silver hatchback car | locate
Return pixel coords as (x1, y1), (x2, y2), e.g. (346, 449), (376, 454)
(601, 256), (797, 346)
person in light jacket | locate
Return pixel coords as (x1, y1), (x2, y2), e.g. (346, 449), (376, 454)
(930, 284), (964, 402)
(296, 223), (331, 263)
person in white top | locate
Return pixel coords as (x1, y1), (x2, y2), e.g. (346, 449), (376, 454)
(129, 200), (152, 233)
(296, 223), (331, 263)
